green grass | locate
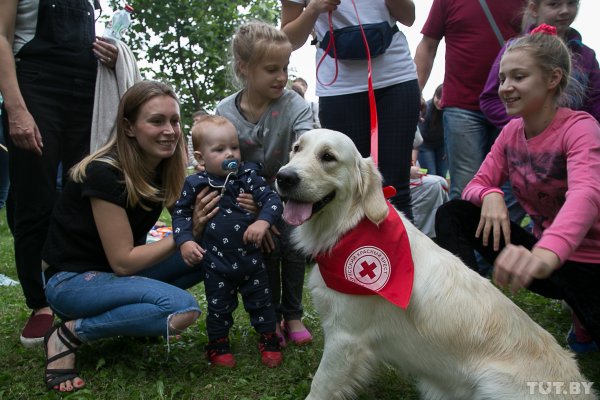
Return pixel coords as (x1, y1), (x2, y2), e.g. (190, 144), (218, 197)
(0, 208), (597, 399)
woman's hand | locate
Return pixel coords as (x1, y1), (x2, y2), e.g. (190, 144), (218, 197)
(476, 192), (510, 251)
(93, 37), (119, 69)
(192, 187), (220, 238)
(493, 245), (558, 294)
(237, 192), (258, 215)
(281, 0), (339, 50)
(306, 0), (341, 14)
(7, 107), (43, 155)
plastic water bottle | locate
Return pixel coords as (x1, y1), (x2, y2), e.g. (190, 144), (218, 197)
(104, 4), (134, 40)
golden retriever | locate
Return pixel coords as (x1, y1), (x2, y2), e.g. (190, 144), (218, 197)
(275, 129), (595, 400)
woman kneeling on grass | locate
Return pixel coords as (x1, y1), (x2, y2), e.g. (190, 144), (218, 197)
(41, 81), (206, 392)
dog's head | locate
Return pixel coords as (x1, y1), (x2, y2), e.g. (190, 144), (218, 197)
(275, 129), (388, 232)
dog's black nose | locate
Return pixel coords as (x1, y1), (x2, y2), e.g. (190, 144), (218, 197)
(276, 169), (300, 190)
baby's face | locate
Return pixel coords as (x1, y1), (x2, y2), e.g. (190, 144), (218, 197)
(197, 124), (241, 177)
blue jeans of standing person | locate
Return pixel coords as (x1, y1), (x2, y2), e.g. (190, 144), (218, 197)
(44, 252), (202, 342)
(443, 107), (499, 200)
(442, 107), (527, 224)
(319, 80), (421, 221)
(417, 142), (447, 178)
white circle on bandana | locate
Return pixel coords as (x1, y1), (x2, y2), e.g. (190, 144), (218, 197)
(344, 246), (391, 291)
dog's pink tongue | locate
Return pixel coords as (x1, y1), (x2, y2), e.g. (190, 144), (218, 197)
(283, 200), (313, 226)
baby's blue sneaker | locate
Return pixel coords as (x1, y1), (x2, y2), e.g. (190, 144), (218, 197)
(566, 326), (599, 354)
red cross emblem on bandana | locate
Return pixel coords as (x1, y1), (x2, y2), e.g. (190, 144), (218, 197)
(315, 202), (414, 309)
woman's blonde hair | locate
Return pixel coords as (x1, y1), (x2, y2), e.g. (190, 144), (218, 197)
(230, 21), (292, 88)
(71, 81), (186, 209)
(504, 31), (583, 107)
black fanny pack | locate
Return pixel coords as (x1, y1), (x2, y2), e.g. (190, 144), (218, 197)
(317, 21), (399, 60)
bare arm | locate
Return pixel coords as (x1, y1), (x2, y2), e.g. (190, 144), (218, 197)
(91, 198), (176, 276)
(0, 0), (43, 155)
(385, 0), (415, 27)
(413, 35), (440, 92)
(280, 0), (340, 51)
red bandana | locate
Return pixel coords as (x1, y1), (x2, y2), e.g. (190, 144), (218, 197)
(314, 202), (414, 309)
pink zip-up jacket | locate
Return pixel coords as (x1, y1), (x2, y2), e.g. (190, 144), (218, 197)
(463, 108), (600, 265)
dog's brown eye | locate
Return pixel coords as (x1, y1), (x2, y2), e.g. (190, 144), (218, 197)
(321, 152), (336, 162)
(292, 144), (300, 153)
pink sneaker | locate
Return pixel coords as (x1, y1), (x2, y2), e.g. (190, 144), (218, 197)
(284, 321), (312, 346)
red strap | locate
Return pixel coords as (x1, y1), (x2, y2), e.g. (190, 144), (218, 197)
(314, 2), (379, 166)
(316, 11), (339, 87)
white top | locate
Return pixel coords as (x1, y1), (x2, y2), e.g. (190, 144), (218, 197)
(287, 0), (417, 96)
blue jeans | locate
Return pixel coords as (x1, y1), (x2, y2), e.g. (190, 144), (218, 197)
(443, 108), (499, 200)
(443, 107), (527, 224)
(417, 142), (447, 178)
(44, 252), (202, 342)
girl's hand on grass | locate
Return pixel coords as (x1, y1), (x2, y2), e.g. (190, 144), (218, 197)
(192, 187), (220, 238)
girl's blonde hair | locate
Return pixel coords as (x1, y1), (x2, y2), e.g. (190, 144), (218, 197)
(504, 31), (582, 107)
(230, 21), (292, 88)
(71, 80), (186, 209)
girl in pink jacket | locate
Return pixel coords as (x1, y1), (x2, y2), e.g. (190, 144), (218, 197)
(436, 25), (600, 353)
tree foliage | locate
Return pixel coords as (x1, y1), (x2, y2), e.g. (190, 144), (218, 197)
(107, 0), (280, 125)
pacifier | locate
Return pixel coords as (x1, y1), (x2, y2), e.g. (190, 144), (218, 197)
(222, 159), (239, 171)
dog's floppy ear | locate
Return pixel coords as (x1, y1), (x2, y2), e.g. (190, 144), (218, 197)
(358, 157), (388, 225)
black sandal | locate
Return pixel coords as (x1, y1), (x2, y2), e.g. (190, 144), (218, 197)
(44, 322), (83, 391)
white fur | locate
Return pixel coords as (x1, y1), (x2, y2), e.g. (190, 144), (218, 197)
(276, 129), (596, 400)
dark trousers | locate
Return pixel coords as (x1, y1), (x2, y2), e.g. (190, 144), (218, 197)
(204, 264), (276, 341)
(435, 199), (600, 343)
(264, 219), (306, 322)
(319, 79), (421, 220)
(4, 63), (95, 309)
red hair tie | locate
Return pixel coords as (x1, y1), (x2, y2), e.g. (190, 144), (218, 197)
(531, 23), (557, 36)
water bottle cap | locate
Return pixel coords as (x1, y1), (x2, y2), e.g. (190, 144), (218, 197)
(124, 4), (134, 12)
(222, 159), (239, 171)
